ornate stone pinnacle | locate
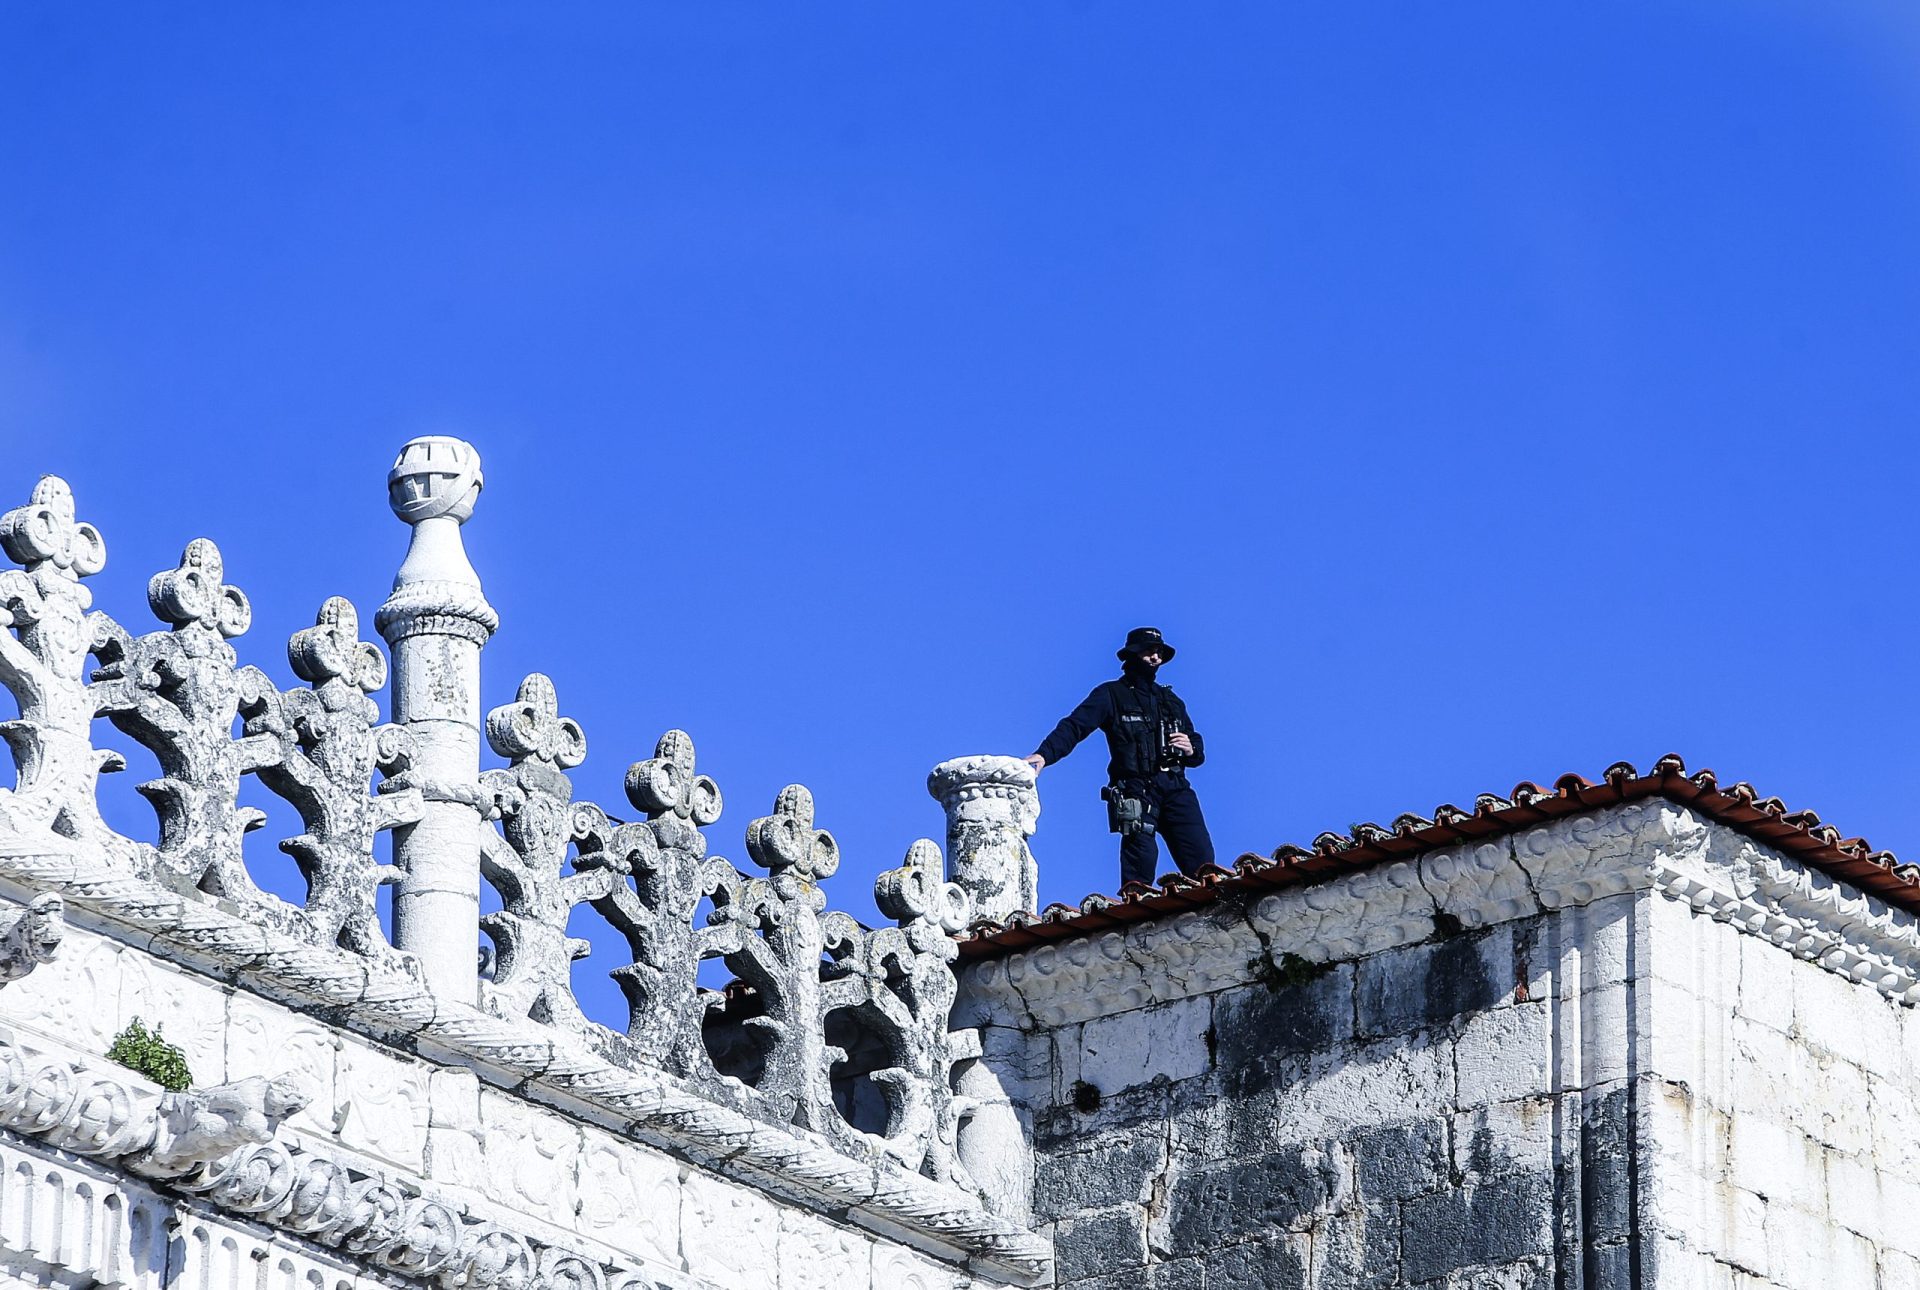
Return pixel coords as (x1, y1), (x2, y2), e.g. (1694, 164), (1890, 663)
(375, 436), (498, 645)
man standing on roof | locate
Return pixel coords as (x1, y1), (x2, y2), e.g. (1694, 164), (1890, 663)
(1025, 627), (1217, 888)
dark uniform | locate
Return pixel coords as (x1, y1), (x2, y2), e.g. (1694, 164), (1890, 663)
(1032, 628), (1217, 887)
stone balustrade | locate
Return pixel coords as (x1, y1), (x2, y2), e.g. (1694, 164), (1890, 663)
(0, 444), (1051, 1284)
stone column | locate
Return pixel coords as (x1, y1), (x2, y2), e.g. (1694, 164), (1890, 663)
(927, 755), (1040, 923)
(375, 437), (497, 1000)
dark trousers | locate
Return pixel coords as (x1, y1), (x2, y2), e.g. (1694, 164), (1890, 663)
(1119, 774), (1215, 887)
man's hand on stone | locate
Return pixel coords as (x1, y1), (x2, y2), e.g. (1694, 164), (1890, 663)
(1168, 733), (1194, 756)
(1024, 754), (1046, 772)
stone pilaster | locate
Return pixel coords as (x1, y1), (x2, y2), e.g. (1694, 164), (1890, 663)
(375, 436), (497, 1000)
(927, 755), (1039, 924)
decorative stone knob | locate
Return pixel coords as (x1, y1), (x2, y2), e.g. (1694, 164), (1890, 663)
(376, 436), (497, 645)
(387, 435), (483, 526)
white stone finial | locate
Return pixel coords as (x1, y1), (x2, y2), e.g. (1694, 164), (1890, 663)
(928, 755), (1040, 924)
(376, 435), (497, 645)
(379, 436), (495, 1001)
(388, 434), (483, 525)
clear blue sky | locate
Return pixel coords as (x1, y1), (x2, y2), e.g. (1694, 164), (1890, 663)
(5, 6), (1917, 1027)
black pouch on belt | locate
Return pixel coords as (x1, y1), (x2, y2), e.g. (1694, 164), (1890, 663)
(1101, 782), (1157, 837)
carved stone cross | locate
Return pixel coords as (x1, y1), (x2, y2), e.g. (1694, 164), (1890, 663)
(715, 785), (846, 1132)
(242, 597), (421, 961)
(92, 539), (281, 901)
(478, 673), (614, 1030)
(0, 476), (121, 855)
(578, 729), (736, 1076)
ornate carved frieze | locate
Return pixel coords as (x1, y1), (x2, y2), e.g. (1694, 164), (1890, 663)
(0, 1034), (669, 1289)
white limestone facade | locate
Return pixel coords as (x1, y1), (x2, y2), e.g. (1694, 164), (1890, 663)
(0, 900), (995, 1290)
(954, 799), (1920, 1289)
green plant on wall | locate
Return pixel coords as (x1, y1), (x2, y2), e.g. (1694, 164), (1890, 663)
(105, 1017), (193, 1092)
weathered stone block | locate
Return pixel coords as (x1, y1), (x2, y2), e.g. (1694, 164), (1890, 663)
(333, 1036), (431, 1172)
(1882, 1249), (1920, 1290)
(778, 1206), (877, 1290)
(1453, 1097), (1553, 1183)
(478, 1085), (583, 1227)
(1430, 1257), (1551, 1289)
(1212, 965), (1354, 1096)
(1351, 1118), (1447, 1201)
(871, 1244), (972, 1290)
(1455, 1002), (1549, 1107)
(1726, 1114), (1819, 1209)
(1180, 1032), (1458, 1161)
(577, 1125), (683, 1269)
(1736, 927), (1795, 1034)
(1312, 1206), (1400, 1288)
(1061, 1274), (1149, 1290)
(1188, 1231), (1311, 1289)
(1054, 1206), (1147, 1282)
(1033, 1130), (1167, 1220)
(1575, 1085), (1636, 1247)
(1794, 953), (1903, 1081)
(1036, 1075), (1209, 1148)
(681, 1172), (784, 1287)
(1355, 930), (1512, 1040)
(1400, 1173), (1554, 1284)
(424, 1065), (484, 1189)
(1064, 995), (1213, 1097)
(1156, 1146), (1336, 1258)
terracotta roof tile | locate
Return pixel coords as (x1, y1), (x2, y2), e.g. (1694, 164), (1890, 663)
(954, 754), (1915, 960)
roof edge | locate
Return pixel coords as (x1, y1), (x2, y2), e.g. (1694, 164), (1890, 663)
(956, 753), (1914, 960)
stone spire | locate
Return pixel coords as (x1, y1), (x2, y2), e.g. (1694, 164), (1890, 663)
(376, 436), (496, 999)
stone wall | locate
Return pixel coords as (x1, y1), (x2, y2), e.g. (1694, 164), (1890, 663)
(0, 904), (998, 1290)
(956, 802), (1920, 1289)
(975, 898), (1647, 1289)
(1645, 846), (1920, 1288)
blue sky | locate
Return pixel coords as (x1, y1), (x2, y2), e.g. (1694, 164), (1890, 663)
(5, 5), (1918, 1027)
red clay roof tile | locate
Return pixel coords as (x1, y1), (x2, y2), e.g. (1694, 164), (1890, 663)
(954, 754), (1915, 960)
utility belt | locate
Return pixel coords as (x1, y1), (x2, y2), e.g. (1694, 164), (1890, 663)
(1102, 778), (1160, 837)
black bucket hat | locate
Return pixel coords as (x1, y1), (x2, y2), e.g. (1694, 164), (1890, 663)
(1117, 626), (1176, 662)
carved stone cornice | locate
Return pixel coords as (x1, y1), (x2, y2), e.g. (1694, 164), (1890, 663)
(0, 845), (1051, 1284)
(0, 1034), (651, 1289)
(959, 801), (1920, 1030)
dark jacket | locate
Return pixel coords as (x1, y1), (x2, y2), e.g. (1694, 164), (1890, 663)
(1034, 668), (1206, 783)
